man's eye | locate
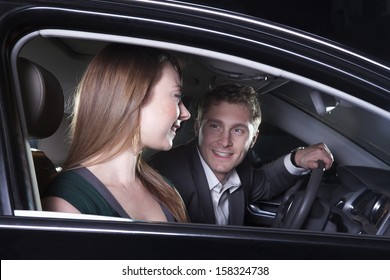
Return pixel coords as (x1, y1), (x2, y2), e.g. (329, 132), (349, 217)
(233, 128), (245, 135)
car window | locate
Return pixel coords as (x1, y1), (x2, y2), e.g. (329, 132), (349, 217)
(9, 27), (390, 238)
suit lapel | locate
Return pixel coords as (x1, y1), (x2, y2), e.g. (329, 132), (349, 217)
(186, 140), (216, 224)
(228, 188), (245, 225)
(230, 156), (253, 225)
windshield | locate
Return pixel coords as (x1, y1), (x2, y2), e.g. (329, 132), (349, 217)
(272, 82), (390, 166)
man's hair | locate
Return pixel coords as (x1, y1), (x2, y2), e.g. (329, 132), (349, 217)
(196, 84), (261, 129)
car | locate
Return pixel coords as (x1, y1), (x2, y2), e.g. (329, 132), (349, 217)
(0, 0), (389, 260)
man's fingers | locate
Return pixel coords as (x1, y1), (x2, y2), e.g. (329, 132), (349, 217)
(298, 143), (334, 170)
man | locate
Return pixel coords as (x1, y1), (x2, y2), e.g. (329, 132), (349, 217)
(150, 84), (334, 225)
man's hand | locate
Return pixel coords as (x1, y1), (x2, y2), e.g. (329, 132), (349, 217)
(294, 143), (334, 170)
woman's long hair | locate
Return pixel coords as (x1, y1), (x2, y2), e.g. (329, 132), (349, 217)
(64, 43), (188, 222)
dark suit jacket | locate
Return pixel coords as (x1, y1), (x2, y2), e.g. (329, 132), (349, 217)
(149, 138), (299, 225)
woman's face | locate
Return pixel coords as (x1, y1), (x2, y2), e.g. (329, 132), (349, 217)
(139, 63), (190, 151)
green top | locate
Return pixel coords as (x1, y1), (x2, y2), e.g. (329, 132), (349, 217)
(44, 170), (120, 217)
(43, 168), (175, 221)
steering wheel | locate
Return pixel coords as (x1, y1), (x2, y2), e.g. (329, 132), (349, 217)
(272, 160), (325, 229)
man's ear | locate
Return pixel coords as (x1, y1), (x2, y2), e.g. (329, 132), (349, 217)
(250, 130), (259, 148)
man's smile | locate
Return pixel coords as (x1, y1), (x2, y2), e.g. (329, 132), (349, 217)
(212, 150), (234, 158)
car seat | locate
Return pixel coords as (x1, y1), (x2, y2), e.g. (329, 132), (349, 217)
(17, 58), (64, 196)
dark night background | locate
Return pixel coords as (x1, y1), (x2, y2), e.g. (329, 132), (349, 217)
(181, 0), (390, 65)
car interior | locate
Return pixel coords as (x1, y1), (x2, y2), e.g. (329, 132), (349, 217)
(12, 30), (390, 236)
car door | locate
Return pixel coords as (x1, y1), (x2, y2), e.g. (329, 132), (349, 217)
(0, 0), (389, 259)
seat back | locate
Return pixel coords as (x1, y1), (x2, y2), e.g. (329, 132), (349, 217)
(18, 58), (64, 196)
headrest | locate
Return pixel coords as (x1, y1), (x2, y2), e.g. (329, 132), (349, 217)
(18, 58), (64, 138)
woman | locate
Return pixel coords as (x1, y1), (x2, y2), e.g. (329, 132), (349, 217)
(42, 43), (191, 222)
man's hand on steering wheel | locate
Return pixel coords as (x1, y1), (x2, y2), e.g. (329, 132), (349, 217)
(294, 143), (334, 170)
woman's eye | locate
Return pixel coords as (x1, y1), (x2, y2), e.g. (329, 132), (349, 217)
(174, 93), (183, 102)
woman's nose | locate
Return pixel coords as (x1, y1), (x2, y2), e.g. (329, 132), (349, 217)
(179, 102), (191, 121)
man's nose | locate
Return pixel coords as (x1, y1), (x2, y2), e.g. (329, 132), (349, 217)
(218, 130), (232, 147)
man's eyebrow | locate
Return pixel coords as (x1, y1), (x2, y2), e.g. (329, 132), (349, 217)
(233, 124), (250, 130)
(205, 119), (249, 128)
(205, 118), (222, 123)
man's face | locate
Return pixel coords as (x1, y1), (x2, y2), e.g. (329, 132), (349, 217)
(197, 101), (258, 182)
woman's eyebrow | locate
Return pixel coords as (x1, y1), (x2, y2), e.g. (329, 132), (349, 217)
(173, 84), (182, 91)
